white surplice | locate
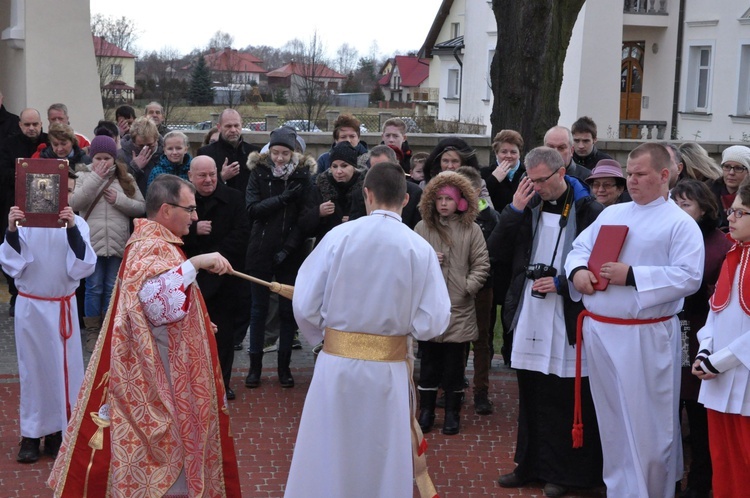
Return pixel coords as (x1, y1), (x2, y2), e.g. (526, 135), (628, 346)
(697, 265), (750, 415)
(565, 198), (704, 498)
(512, 211), (583, 377)
(0, 216), (96, 438)
(286, 210), (451, 498)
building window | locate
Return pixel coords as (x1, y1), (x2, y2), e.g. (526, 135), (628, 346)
(738, 44), (750, 116)
(110, 63), (122, 76)
(685, 44), (713, 112)
(447, 69), (460, 99)
(451, 22), (460, 38)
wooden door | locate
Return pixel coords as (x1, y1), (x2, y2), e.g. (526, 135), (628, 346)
(620, 42), (644, 138)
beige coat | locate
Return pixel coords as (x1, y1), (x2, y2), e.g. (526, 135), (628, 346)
(70, 166), (145, 258)
(415, 172), (490, 343)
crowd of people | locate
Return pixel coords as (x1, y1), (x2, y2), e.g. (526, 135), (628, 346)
(0, 88), (749, 497)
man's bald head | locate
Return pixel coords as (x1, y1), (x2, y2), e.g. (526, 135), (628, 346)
(189, 155), (218, 197)
(19, 108), (42, 139)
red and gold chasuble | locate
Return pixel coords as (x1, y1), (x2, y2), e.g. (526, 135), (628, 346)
(48, 219), (241, 497)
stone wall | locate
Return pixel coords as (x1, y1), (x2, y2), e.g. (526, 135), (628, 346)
(186, 131), (737, 167)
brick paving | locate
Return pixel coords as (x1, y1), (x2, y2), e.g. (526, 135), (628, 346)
(0, 286), (687, 497)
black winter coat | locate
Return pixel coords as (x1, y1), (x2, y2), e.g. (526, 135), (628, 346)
(303, 168), (364, 243)
(0, 131), (49, 232)
(488, 178), (603, 344)
(572, 146), (612, 171)
(183, 181), (250, 300)
(0, 105), (20, 150)
(198, 135), (260, 194)
(244, 152), (315, 279)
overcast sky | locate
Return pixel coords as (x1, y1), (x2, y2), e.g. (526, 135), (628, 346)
(90, 0), (442, 61)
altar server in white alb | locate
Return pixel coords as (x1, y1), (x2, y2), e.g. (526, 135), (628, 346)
(1, 171), (96, 463)
(287, 162), (451, 498)
(693, 181), (750, 498)
(565, 142), (704, 498)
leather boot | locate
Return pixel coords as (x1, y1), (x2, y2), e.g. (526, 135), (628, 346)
(278, 350), (294, 388)
(418, 389), (437, 433)
(83, 316), (102, 353)
(442, 391), (462, 435)
(244, 352), (263, 388)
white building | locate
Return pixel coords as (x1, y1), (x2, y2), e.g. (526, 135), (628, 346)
(1, 0), (103, 133)
(421, 0), (750, 142)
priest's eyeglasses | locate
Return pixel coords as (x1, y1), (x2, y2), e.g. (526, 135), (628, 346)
(727, 207), (749, 219)
(167, 203), (198, 214)
(528, 167), (561, 185)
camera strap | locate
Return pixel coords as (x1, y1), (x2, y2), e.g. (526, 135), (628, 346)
(532, 185), (573, 269)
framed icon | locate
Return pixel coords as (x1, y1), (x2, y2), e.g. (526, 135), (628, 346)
(15, 158), (69, 228)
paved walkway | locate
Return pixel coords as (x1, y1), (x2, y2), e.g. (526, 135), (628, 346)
(0, 289), (689, 497)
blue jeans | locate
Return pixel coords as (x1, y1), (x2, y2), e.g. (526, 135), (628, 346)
(84, 256), (121, 317)
(248, 282), (296, 355)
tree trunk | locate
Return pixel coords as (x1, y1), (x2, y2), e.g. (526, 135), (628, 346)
(490, 0), (585, 149)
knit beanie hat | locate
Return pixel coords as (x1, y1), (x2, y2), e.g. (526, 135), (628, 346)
(330, 142), (359, 167)
(721, 145), (750, 170)
(269, 126), (298, 151)
(88, 135), (117, 159)
(437, 184), (469, 212)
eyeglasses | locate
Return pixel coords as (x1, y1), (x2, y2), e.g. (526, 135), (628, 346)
(528, 167), (561, 185)
(727, 207), (750, 219)
(167, 203), (197, 214)
(591, 181), (617, 190)
(722, 164), (747, 174)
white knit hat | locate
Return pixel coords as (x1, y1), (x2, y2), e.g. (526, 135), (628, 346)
(721, 145), (750, 170)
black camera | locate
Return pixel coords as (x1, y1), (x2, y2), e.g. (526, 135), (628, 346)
(525, 264), (557, 299)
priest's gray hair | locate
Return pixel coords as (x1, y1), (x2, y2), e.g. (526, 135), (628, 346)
(146, 174), (195, 218)
(525, 146), (565, 173)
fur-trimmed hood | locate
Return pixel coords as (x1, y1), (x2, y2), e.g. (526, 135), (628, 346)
(418, 171), (479, 230)
(246, 151), (317, 174)
(316, 167), (365, 203)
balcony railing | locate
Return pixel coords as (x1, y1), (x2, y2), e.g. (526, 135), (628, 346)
(619, 120), (668, 140)
(412, 88), (440, 103)
(623, 0), (668, 14)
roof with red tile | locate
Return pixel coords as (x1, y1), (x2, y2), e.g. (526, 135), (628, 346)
(379, 56), (430, 87)
(92, 36), (136, 58)
(203, 48), (267, 74)
(267, 62), (345, 79)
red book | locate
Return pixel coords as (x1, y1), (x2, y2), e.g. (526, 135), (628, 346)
(588, 225), (629, 291)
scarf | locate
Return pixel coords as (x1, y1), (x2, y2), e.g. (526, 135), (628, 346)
(272, 161), (296, 180)
(710, 238), (750, 315)
(507, 159), (521, 182)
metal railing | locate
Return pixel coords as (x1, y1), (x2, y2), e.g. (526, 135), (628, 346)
(623, 0), (668, 14)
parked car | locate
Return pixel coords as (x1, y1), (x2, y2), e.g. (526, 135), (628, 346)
(395, 117), (422, 134)
(245, 121), (266, 131)
(194, 120), (213, 130)
(282, 120), (323, 133)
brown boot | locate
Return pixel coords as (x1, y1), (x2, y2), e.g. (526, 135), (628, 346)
(83, 316), (102, 353)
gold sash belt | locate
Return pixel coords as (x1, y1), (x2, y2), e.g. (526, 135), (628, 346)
(323, 328), (407, 362)
(322, 327), (439, 497)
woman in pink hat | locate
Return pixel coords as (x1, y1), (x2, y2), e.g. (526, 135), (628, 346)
(585, 159), (628, 207)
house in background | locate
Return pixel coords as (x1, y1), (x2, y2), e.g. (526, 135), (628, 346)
(199, 47), (267, 106)
(420, 0), (750, 142)
(266, 62), (345, 102)
(0, 0), (102, 133)
(93, 35), (137, 104)
(378, 55), (431, 105)
(203, 47), (267, 86)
